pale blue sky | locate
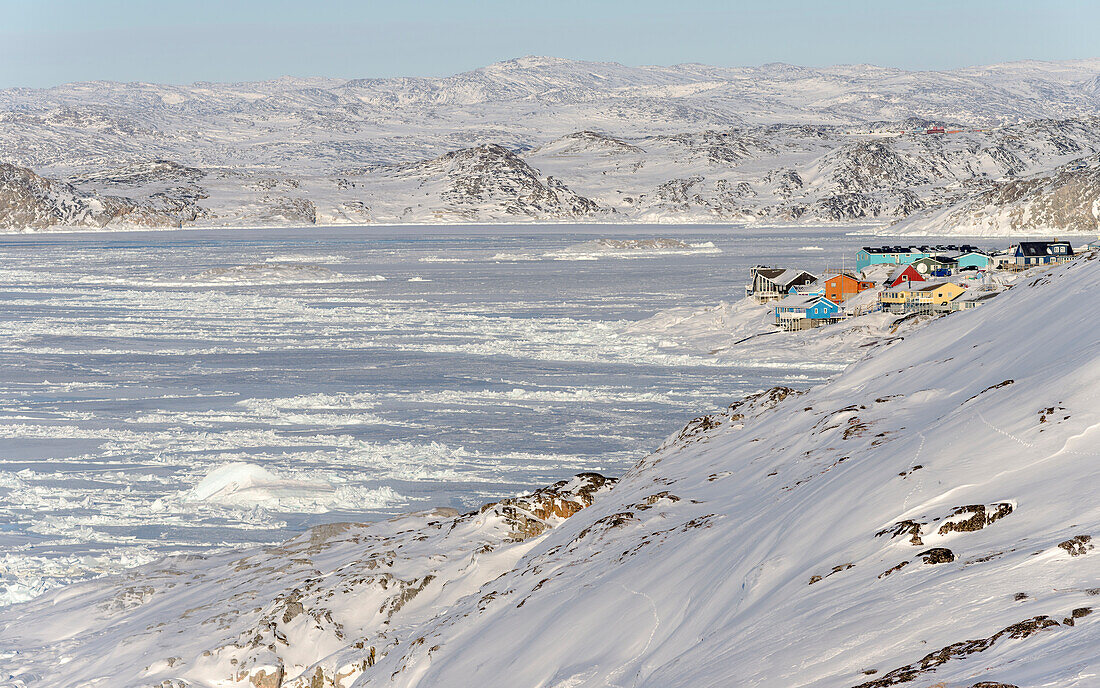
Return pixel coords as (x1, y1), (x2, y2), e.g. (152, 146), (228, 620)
(1, 0), (1096, 87)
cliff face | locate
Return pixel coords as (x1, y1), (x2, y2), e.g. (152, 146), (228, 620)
(3, 255), (1099, 687)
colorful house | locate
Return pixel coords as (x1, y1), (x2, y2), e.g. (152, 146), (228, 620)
(822, 273), (877, 303)
(1015, 240), (1074, 266)
(856, 244), (990, 271)
(880, 280), (966, 314)
(884, 264), (925, 288)
(856, 246), (931, 272)
(955, 251), (993, 270)
(746, 267), (819, 303)
(773, 294), (842, 331)
(911, 255), (958, 277)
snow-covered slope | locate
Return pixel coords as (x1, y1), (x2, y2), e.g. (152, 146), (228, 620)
(889, 156), (1100, 236)
(3, 57), (1100, 231)
(2, 253), (1097, 686)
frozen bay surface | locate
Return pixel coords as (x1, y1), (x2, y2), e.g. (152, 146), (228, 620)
(0, 223), (884, 604)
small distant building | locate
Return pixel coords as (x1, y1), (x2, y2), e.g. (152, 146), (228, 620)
(992, 248), (1017, 270)
(884, 264), (925, 288)
(774, 294), (842, 331)
(945, 290), (999, 312)
(822, 273), (877, 303)
(1086, 237), (1100, 251)
(955, 250), (993, 270)
(747, 266), (819, 303)
(911, 255), (958, 277)
(1015, 240), (1075, 266)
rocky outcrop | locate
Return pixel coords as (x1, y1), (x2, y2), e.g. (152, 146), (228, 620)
(397, 144), (604, 220)
(0, 162), (181, 230)
(904, 161), (1100, 235)
(0, 473), (615, 687)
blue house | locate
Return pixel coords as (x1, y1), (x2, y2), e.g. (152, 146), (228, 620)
(1014, 240), (1074, 266)
(774, 294), (842, 331)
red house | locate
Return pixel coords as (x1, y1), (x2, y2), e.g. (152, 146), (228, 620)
(885, 264), (925, 288)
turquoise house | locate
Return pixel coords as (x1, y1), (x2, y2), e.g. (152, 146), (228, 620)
(856, 247), (931, 271)
(955, 251), (992, 270)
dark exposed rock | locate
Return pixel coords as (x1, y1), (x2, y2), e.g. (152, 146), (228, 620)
(917, 548), (955, 564)
(1057, 534), (1093, 556)
(938, 503), (1014, 536)
(876, 520), (924, 546)
(964, 379), (1014, 404)
(853, 615), (1059, 687)
(809, 563), (854, 585)
(404, 143), (604, 220)
(877, 561), (908, 579)
(478, 472), (616, 542)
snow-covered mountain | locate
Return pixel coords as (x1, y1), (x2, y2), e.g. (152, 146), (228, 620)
(3, 253), (1098, 687)
(3, 57), (1100, 231)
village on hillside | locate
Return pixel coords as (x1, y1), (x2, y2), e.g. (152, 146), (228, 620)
(749, 238), (1100, 332)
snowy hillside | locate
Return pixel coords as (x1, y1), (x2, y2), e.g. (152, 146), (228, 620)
(3, 57), (1100, 231)
(0, 162), (182, 229)
(888, 156), (1100, 236)
(2, 251), (1097, 686)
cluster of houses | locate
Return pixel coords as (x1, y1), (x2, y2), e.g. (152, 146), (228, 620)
(750, 238), (1093, 332)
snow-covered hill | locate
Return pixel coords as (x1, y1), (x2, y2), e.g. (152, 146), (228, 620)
(2, 253), (1097, 686)
(3, 57), (1100, 231)
(0, 162), (185, 229)
(888, 156), (1100, 236)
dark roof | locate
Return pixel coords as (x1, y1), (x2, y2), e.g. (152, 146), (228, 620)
(861, 246), (924, 254)
(1018, 241), (1074, 257)
(755, 268), (785, 280)
(861, 244), (984, 255)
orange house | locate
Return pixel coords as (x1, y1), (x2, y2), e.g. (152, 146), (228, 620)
(823, 273), (877, 303)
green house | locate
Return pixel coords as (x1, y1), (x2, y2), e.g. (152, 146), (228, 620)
(911, 255), (957, 277)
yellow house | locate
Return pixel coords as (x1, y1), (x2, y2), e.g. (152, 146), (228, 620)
(879, 281), (966, 314)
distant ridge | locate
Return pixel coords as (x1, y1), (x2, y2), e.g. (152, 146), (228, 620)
(3, 57), (1100, 232)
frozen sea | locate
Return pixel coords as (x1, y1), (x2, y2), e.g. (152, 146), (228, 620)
(0, 223), (885, 604)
